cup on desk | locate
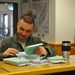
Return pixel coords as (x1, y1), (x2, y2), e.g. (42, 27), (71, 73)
(62, 41), (71, 62)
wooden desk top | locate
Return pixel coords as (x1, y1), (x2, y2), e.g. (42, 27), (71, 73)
(0, 68), (8, 74)
(0, 55), (75, 75)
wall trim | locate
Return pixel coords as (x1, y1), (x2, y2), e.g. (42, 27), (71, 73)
(48, 43), (75, 47)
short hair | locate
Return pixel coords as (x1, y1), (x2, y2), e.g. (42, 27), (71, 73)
(20, 14), (35, 25)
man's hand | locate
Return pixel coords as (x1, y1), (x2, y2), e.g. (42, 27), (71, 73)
(2, 48), (19, 57)
(34, 46), (48, 56)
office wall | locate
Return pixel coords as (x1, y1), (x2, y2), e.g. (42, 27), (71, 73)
(49, 0), (75, 44)
(56, 0), (75, 44)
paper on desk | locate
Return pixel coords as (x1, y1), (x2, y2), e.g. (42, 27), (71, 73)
(47, 55), (64, 60)
(70, 55), (75, 61)
(47, 55), (65, 63)
(16, 52), (27, 59)
(3, 57), (30, 66)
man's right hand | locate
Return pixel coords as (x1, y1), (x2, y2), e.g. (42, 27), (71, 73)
(2, 48), (19, 57)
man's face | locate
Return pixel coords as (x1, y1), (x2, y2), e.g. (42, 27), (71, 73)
(17, 20), (34, 42)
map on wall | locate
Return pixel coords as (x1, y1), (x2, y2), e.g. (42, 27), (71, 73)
(22, 0), (49, 32)
(37, 0), (49, 32)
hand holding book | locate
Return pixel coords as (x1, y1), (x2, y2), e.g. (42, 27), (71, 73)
(34, 46), (48, 56)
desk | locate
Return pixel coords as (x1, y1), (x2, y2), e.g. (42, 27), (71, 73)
(0, 56), (75, 75)
(0, 68), (8, 74)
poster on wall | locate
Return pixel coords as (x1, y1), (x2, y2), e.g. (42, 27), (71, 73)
(37, 0), (49, 32)
(22, 0), (49, 32)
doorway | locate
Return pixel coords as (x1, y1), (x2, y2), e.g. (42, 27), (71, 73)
(0, 2), (18, 41)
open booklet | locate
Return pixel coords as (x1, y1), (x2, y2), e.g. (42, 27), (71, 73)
(24, 43), (43, 55)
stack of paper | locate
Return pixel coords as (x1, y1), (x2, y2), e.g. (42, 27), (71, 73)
(47, 55), (64, 60)
(47, 55), (65, 63)
(3, 57), (30, 66)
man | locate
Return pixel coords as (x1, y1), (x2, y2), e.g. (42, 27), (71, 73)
(0, 14), (57, 61)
